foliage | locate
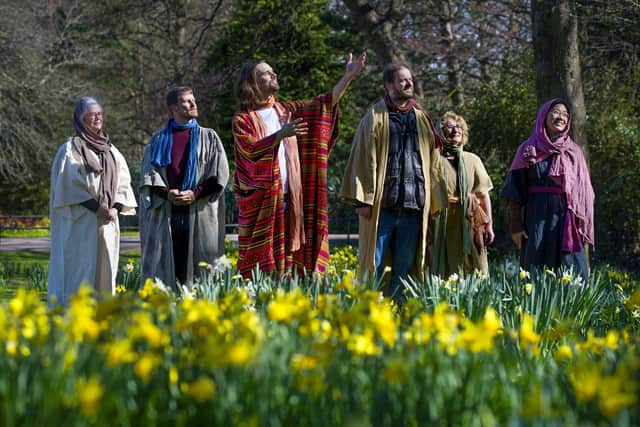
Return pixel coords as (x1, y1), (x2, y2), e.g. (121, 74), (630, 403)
(462, 49), (538, 249)
(585, 68), (640, 267)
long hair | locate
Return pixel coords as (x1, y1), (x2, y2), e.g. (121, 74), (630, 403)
(235, 59), (269, 111)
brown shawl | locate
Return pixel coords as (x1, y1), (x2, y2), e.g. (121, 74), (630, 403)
(72, 111), (117, 208)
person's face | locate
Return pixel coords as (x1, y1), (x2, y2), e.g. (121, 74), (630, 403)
(255, 62), (279, 96)
(385, 67), (414, 101)
(83, 104), (104, 133)
(545, 103), (569, 137)
(442, 118), (464, 145)
(170, 91), (198, 122)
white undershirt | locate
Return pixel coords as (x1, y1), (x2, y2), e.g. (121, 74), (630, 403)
(257, 107), (288, 193)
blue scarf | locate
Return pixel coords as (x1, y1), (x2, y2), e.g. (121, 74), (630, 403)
(151, 119), (199, 190)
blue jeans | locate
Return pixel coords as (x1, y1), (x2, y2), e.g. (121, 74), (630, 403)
(375, 208), (422, 302)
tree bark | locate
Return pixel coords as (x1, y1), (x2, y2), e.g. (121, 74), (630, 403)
(440, 0), (464, 107)
(343, 0), (428, 98)
(342, 0), (405, 65)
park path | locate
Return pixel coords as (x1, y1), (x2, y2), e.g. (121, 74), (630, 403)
(0, 234), (359, 253)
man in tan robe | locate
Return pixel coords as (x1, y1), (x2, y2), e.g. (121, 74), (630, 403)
(140, 86), (229, 289)
(49, 97), (137, 307)
(340, 63), (445, 303)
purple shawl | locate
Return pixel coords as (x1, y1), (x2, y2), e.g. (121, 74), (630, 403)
(509, 98), (595, 247)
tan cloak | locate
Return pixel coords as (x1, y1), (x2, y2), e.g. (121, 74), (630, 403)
(48, 138), (137, 306)
(340, 100), (446, 281)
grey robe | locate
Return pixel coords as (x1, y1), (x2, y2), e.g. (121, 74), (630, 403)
(139, 127), (229, 289)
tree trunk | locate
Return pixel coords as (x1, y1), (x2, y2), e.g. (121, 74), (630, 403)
(531, 0), (588, 156)
(342, 0), (405, 65)
(558, 0), (588, 157)
(440, 0), (464, 107)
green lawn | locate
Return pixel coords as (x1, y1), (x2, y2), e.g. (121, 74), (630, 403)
(0, 229), (140, 238)
(0, 229), (50, 238)
(0, 250), (141, 301)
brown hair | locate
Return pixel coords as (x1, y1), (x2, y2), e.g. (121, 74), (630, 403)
(166, 86), (193, 107)
(383, 61), (414, 84)
(441, 111), (469, 146)
(235, 60), (270, 111)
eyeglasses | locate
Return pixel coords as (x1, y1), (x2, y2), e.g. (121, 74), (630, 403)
(549, 109), (569, 119)
(443, 124), (462, 130)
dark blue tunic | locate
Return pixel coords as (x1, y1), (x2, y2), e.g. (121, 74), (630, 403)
(501, 158), (588, 280)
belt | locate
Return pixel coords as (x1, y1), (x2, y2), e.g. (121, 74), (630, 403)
(528, 186), (563, 194)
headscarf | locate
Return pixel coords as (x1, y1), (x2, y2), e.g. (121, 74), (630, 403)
(72, 97), (117, 208)
(431, 118), (473, 276)
(150, 119), (200, 190)
(509, 98), (595, 246)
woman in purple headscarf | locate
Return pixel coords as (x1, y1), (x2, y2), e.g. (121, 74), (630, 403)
(501, 99), (594, 281)
(48, 97), (137, 306)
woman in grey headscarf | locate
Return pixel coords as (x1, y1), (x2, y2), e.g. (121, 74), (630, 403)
(48, 97), (137, 306)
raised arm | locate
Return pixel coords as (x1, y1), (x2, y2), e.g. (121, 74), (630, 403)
(332, 52), (366, 106)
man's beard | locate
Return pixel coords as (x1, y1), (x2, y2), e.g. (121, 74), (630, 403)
(391, 85), (414, 102)
(260, 82), (279, 98)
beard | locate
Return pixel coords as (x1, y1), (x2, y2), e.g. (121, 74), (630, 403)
(392, 87), (414, 102)
(259, 81), (279, 98)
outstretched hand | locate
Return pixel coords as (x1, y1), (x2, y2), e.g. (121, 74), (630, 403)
(345, 52), (366, 78)
(279, 112), (308, 139)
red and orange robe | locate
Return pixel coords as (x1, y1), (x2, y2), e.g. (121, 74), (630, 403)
(232, 94), (339, 277)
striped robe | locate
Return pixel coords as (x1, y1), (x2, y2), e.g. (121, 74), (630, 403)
(232, 94), (339, 277)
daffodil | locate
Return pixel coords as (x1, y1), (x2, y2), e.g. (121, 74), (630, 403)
(184, 377), (216, 402)
(75, 376), (104, 416)
(519, 314), (540, 355)
(554, 344), (572, 362)
(290, 354), (318, 371)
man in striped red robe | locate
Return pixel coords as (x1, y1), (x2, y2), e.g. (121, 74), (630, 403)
(232, 53), (366, 277)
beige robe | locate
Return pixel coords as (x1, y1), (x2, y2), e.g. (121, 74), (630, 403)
(48, 138), (137, 307)
(439, 152), (493, 275)
(139, 127), (229, 289)
(340, 100), (446, 281)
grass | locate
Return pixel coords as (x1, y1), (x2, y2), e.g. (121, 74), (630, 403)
(0, 229), (50, 238)
(0, 229), (141, 238)
(0, 250), (142, 302)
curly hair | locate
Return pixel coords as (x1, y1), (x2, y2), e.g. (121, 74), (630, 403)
(441, 111), (469, 146)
